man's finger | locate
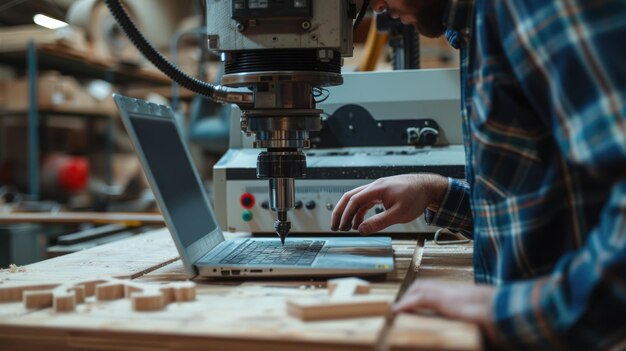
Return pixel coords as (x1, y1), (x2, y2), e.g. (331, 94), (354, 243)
(392, 293), (428, 314)
(331, 184), (368, 231)
(358, 207), (397, 234)
(339, 189), (382, 231)
(352, 203), (376, 230)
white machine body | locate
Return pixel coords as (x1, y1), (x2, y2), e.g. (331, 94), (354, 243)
(214, 68), (465, 234)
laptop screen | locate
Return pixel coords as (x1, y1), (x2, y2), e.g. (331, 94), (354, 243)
(129, 114), (219, 248)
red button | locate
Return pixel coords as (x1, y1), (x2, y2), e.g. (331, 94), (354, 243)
(240, 192), (255, 209)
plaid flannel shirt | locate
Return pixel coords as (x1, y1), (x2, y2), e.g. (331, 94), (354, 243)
(425, 1), (626, 349)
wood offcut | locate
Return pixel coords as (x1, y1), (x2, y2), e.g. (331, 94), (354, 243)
(287, 277), (392, 321)
(0, 278), (196, 312)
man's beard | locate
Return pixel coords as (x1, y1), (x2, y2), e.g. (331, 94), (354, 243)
(414, 0), (447, 38)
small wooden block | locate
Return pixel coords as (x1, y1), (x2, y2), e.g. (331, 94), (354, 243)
(171, 282), (196, 302)
(3, 278), (197, 313)
(327, 277), (371, 296)
(287, 296), (391, 321)
(69, 286), (86, 303)
(53, 292), (76, 312)
(95, 283), (125, 301)
(0, 284), (59, 303)
(23, 290), (53, 309)
(78, 280), (107, 297)
(131, 291), (165, 311)
(159, 286), (175, 303)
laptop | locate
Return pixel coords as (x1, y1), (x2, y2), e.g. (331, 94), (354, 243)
(113, 94), (394, 278)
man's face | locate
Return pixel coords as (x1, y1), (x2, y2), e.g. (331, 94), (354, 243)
(370, 0), (447, 38)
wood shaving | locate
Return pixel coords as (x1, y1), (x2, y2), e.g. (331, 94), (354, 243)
(0, 264), (27, 273)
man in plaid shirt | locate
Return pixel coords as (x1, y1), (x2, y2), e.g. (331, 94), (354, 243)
(331, 0), (626, 349)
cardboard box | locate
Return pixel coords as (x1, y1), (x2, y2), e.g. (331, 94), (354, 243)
(0, 71), (116, 115)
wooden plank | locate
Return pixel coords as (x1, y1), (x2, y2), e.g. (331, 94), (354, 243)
(0, 229), (479, 351)
(0, 228), (178, 284)
(0, 212), (164, 225)
(0, 282), (389, 351)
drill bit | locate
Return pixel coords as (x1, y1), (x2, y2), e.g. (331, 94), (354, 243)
(275, 210), (291, 246)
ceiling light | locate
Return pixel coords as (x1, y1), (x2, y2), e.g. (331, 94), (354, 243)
(33, 14), (68, 29)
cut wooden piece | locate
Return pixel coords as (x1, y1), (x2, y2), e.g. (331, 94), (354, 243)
(69, 285), (86, 303)
(170, 281), (196, 302)
(131, 291), (165, 311)
(287, 296), (391, 321)
(130, 281), (197, 311)
(327, 277), (371, 298)
(76, 280), (108, 297)
(13, 280), (106, 311)
(0, 277), (197, 313)
(23, 290), (53, 309)
(53, 292), (76, 312)
(51, 282), (94, 312)
(95, 282), (125, 301)
(0, 283), (60, 302)
(288, 277), (390, 321)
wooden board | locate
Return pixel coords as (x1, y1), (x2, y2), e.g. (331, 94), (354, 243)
(0, 283), (390, 351)
(0, 228), (178, 284)
(0, 229), (479, 351)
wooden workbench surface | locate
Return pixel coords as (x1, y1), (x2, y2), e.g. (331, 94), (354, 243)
(0, 228), (479, 351)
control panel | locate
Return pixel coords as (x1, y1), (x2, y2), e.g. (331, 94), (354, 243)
(220, 179), (436, 234)
(232, 0), (313, 20)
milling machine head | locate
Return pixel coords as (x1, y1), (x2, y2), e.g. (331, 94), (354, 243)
(206, 0), (355, 242)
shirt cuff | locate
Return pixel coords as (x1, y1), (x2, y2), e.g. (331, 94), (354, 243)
(424, 177), (473, 237)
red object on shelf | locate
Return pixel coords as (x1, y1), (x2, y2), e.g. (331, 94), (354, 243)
(58, 157), (89, 192)
(41, 154), (90, 193)
(240, 192), (255, 209)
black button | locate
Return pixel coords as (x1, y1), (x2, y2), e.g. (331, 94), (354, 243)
(305, 201), (316, 210)
(261, 201), (269, 209)
(294, 200), (303, 209)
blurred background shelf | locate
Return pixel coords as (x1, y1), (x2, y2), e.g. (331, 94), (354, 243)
(0, 41), (171, 202)
(0, 44), (170, 85)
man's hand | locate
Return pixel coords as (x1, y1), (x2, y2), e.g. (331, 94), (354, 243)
(330, 174), (448, 235)
(394, 280), (501, 346)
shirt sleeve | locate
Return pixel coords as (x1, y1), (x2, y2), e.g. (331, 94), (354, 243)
(493, 180), (626, 350)
(424, 177), (474, 238)
(491, 1), (626, 349)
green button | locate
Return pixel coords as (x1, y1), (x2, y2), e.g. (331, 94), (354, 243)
(242, 210), (253, 222)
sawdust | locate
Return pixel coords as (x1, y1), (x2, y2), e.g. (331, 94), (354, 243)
(0, 264), (27, 273)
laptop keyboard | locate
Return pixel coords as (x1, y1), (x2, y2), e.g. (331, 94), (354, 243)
(219, 240), (325, 266)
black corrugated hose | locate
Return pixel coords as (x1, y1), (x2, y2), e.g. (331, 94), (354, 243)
(103, 0), (216, 98)
(105, 0), (369, 97)
(353, 0), (371, 30)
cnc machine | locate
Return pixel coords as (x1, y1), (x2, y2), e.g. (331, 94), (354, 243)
(105, 0), (360, 243)
(105, 0), (464, 239)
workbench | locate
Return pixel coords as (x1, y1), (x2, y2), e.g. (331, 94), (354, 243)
(0, 228), (479, 351)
